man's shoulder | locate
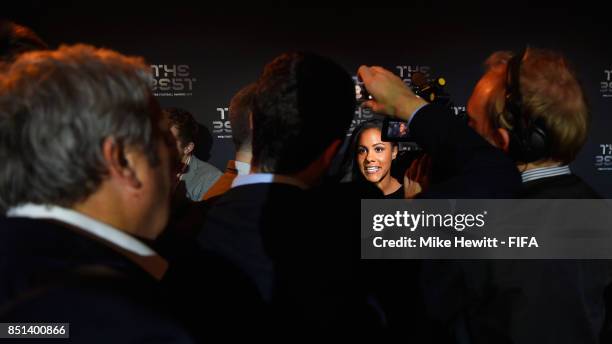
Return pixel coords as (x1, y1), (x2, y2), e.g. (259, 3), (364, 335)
(1, 268), (195, 343)
(190, 156), (222, 179)
(0, 216), (151, 286)
(201, 183), (306, 232)
(0, 217), (109, 255)
(204, 183), (305, 219)
(183, 157), (223, 200)
(521, 174), (601, 199)
(0, 216), (59, 231)
(201, 171), (237, 201)
(216, 182), (304, 200)
(0, 218), (178, 335)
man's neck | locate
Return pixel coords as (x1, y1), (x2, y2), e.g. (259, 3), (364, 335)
(72, 183), (152, 239)
(517, 159), (562, 172)
(73, 193), (132, 236)
(235, 150), (252, 165)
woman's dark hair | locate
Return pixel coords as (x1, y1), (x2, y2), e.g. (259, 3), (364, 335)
(340, 119), (398, 183)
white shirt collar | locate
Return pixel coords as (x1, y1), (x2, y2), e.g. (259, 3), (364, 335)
(7, 203), (157, 257)
(231, 173), (308, 190)
(521, 165), (571, 183)
(234, 160), (251, 175)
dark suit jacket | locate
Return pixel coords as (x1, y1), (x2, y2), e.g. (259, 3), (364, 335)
(195, 104), (519, 338)
(360, 104), (522, 341)
(423, 175), (612, 344)
(0, 217), (195, 343)
(410, 104), (522, 199)
(400, 105), (612, 343)
(519, 173), (601, 198)
(197, 181), (383, 335)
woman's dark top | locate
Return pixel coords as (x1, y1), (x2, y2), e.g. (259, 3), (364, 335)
(384, 185), (404, 199)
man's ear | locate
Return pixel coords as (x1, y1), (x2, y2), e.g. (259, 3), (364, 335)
(392, 145), (398, 160)
(183, 142), (195, 156)
(495, 128), (511, 153)
(102, 137), (141, 189)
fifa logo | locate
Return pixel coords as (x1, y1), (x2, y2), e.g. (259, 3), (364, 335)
(212, 107), (232, 139)
(595, 144), (612, 171)
(396, 65), (431, 86)
(452, 106), (466, 116)
(151, 64), (197, 96)
(601, 70), (612, 97)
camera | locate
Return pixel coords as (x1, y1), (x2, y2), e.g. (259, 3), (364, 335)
(381, 118), (410, 141)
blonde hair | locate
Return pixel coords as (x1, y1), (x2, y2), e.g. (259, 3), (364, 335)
(483, 48), (589, 164)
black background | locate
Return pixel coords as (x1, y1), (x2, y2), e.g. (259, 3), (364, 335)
(6, 4), (612, 196)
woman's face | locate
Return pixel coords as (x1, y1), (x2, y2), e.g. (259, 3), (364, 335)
(399, 122), (408, 136)
(357, 128), (398, 184)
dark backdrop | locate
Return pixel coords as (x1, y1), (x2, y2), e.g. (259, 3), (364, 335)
(7, 5), (612, 196)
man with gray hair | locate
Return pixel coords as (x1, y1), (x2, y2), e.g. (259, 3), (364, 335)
(0, 44), (194, 342)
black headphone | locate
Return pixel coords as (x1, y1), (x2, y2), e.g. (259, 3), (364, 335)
(503, 49), (549, 163)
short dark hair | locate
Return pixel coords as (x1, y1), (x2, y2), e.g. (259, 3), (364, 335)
(229, 83), (256, 152)
(165, 107), (199, 147)
(0, 21), (48, 63)
(252, 52), (355, 174)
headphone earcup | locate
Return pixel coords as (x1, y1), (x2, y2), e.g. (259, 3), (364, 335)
(507, 122), (525, 162)
(507, 116), (549, 163)
(522, 118), (548, 162)
(503, 49), (550, 163)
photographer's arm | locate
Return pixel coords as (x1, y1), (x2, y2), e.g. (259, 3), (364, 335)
(358, 66), (427, 121)
(358, 65), (520, 198)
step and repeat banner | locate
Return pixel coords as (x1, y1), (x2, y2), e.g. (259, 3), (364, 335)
(12, 7), (612, 196)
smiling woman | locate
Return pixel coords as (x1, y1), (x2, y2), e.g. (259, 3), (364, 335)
(345, 119), (403, 198)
